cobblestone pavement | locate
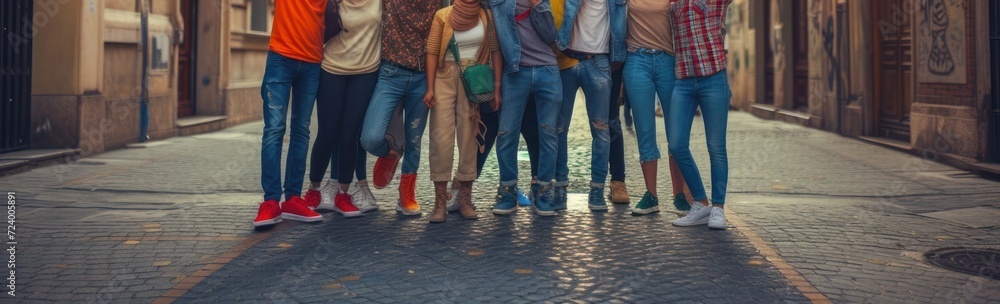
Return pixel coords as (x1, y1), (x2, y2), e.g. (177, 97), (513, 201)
(1, 93), (999, 303)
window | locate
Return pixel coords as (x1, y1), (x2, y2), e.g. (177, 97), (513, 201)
(249, 0), (269, 32)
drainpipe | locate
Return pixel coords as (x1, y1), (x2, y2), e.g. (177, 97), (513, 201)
(139, 0), (150, 142)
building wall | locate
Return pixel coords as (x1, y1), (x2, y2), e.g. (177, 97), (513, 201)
(29, 0), (275, 156)
(729, 0), (994, 164)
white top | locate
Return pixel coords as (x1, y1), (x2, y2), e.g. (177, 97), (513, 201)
(446, 20), (485, 61)
(322, 0), (382, 74)
(569, 0), (610, 54)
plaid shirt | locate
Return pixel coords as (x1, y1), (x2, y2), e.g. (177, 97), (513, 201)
(671, 0), (731, 79)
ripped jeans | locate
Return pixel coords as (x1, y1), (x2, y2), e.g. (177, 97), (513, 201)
(557, 55), (612, 185)
(496, 66), (562, 187)
(260, 51), (320, 201)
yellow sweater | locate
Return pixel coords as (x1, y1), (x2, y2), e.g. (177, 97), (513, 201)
(551, 0), (578, 70)
(426, 7), (501, 68)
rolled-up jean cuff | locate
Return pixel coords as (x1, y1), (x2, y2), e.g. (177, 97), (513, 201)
(454, 172), (476, 182)
(639, 155), (661, 164)
(537, 180), (552, 187)
(590, 182), (604, 188)
(430, 173), (452, 182)
(554, 181), (569, 188)
(501, 180), (518, 187)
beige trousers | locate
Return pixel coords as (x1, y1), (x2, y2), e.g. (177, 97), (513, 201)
(429, 61), (479, 182)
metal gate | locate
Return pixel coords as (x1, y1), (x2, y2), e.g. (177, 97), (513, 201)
(991, 0), (1000, 161)
(1, 0), (33, 153)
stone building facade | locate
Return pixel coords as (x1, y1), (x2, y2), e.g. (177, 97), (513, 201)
(726, 0), (999, 171)
(27, 0), (276, 155)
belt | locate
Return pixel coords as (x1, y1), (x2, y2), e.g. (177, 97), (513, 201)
(635, 47), (667, 55)
(562, 49), (608, 61)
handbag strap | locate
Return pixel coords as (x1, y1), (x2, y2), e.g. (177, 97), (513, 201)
(449, 36), (465, 71)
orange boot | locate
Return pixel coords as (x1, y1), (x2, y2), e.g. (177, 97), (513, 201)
(397, 173), (422, 215)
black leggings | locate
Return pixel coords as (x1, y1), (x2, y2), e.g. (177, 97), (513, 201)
(609, 68), (626, 182)
(310, 70), (379, 184)
(477, 99), (540, 178)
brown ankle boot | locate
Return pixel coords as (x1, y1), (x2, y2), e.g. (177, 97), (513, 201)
(427, 185), (448, 223)
(457, 181), (477, 219)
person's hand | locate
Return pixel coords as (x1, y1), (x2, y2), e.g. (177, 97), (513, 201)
(491, 92), (502, 111)
(531, 0), (539, 6)
(423, 90), (436, 109)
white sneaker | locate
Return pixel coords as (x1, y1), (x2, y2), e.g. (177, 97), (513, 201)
(352, 183), (379, 213)
(316, 180), (337, 211)
(708, 207), (727, 230)
(446, 188), (460, 213)
(672, 202), (712, 226)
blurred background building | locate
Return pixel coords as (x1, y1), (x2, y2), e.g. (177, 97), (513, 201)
(1, 0), (275, 162)
(3, 0), (1000, 174)
(725, 0), (1000, 173)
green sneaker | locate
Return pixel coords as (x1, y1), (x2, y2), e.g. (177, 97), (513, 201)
(630, 192), (660, 215)
(672, 193), (690, 211)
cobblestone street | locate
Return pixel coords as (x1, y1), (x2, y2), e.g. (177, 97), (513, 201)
(2, 98), (1000, 303)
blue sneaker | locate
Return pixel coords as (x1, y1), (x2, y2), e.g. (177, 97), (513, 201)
(492, 186), (518, 215)
(553, 185), (568, 211)
(532, 186), (557, 216)
(515, 188), (531, 207)
(588, 184), (608, 211)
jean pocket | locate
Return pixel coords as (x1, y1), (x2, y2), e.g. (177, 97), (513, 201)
(592, 57), (611, 72)
(379, 63), (399, 78)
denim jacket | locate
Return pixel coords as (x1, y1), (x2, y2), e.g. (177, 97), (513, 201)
(489, 0), (555, 74)
(556, 0), (627, 63)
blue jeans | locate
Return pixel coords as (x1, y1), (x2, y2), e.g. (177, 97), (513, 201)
(497, 66), (562, 187)
(557, 55), (611, 185)
(623, 50), (675, 163)
(360, 61), (430, 175)
(260, 51), (320, 201)
(667, 70), (731, 205)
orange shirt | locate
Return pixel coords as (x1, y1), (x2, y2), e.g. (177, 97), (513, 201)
(269, 0), (326, 64)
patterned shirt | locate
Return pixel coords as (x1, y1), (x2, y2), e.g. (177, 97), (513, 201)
(671, 0), (731, 79)
(381, 0), (441, 71)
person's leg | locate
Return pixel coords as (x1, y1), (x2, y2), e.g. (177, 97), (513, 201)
(521, 97), (540, 178)
(698, 72), (731, 206)
(493, 68), (532, 214)
(454, 78), (479, 184)
(310, 71), (348, 187)
(555, 66), (579, 184)
(608, 67), (626, 183)
(476, 110), (499, 178)
(401, 72), (430, 176)
(667, 78), (708, 204)
(260, 52), (295, 202)
(623, 93), (633, 130)
(360, 62), (405, 158)
(428, 63), (459, 184)
(532, 66), (563, 215)
(354, 142), (367, 181)
(623, 52), (661, 214)
(284, 61), (320, 200)
(579, 57), (612, 187)
(337, 72), (379, 186)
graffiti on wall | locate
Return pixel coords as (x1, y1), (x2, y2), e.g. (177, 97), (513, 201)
(916, 0), (966, 84)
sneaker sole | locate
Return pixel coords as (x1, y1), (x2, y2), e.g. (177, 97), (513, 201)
(630, 206), (660, 215)
(611, 200), (631, 204)
(672, 218), (710, 227)
(315, 203), (335, 211)
(251, 218), (282, 227)
(395, 205), (422, 216)
(281, 213), (323, 223)
(491, 207), (517, 215)
(358, 206), (379, 213)
(708, 221), (728, 230)
(534, 209), (556, 216)
(589, 204), (609, 211)
(332, 207), (364, 218)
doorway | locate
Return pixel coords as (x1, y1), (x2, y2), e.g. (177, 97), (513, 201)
(1, 0), (33, 153)
(990, 0), (1000, 160)
(872, 0), (914, 142)
(177, 0), (196, 117)
(791, 0), (809, 112)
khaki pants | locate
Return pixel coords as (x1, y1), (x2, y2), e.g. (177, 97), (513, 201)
(429, 61), (479, 182)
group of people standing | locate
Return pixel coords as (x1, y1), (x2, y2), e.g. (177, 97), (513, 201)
(251, 0), (733, 231)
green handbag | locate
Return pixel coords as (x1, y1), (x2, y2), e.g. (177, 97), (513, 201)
(448, 35), (495, 104)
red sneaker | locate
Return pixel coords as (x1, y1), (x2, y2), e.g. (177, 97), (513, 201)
(372, 151), (401, 189)
(252, 200), (282, 228)
(333, 191), (364, 218)
(281, 196), (323, 223)
(303, 189), (321, 210)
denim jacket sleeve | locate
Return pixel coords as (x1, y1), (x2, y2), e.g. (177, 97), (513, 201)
(530, 0), (558, 47)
